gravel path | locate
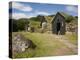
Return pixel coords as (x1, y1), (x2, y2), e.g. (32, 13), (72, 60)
(53, 35), (78, 53)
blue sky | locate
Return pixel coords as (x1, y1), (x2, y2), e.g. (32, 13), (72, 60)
(9, 2), (78, 19)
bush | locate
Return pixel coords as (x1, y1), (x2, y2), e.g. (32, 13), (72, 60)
(12, 18), (29, 32)
(66, 16), (74, 23)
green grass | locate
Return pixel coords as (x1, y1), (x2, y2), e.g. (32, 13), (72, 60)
(12, 32), (77, 58)
(65, 32), (78, 45)
(30, 20), (40, 28)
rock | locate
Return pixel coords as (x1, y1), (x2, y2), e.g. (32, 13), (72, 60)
(25, 39), (36, 49)
(12, 34), (36, 53)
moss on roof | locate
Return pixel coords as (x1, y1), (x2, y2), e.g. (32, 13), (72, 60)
(58, 12), (70, 19)
(44, 16), (54, 23)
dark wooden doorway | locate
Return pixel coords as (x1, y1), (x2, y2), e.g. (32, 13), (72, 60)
(56, 22), (61, 34)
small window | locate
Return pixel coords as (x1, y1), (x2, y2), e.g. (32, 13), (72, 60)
(57, 19), (59, 21)
(57, 19), (59, 23)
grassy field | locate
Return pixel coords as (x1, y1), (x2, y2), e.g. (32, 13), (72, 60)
(64, 32), (78, 45)
(12, 32), (78, 58)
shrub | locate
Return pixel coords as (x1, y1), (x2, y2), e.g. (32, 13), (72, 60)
(66, 16), (74, 23)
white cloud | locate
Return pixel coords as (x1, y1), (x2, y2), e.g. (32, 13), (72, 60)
(35, 11), (50, 16)
(66, 6), (78, 13)
(11, 2), (51, 19)
(12, 2), (32, 12)
(12, 13), (34, 19)
(11, 11), (51, 19)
